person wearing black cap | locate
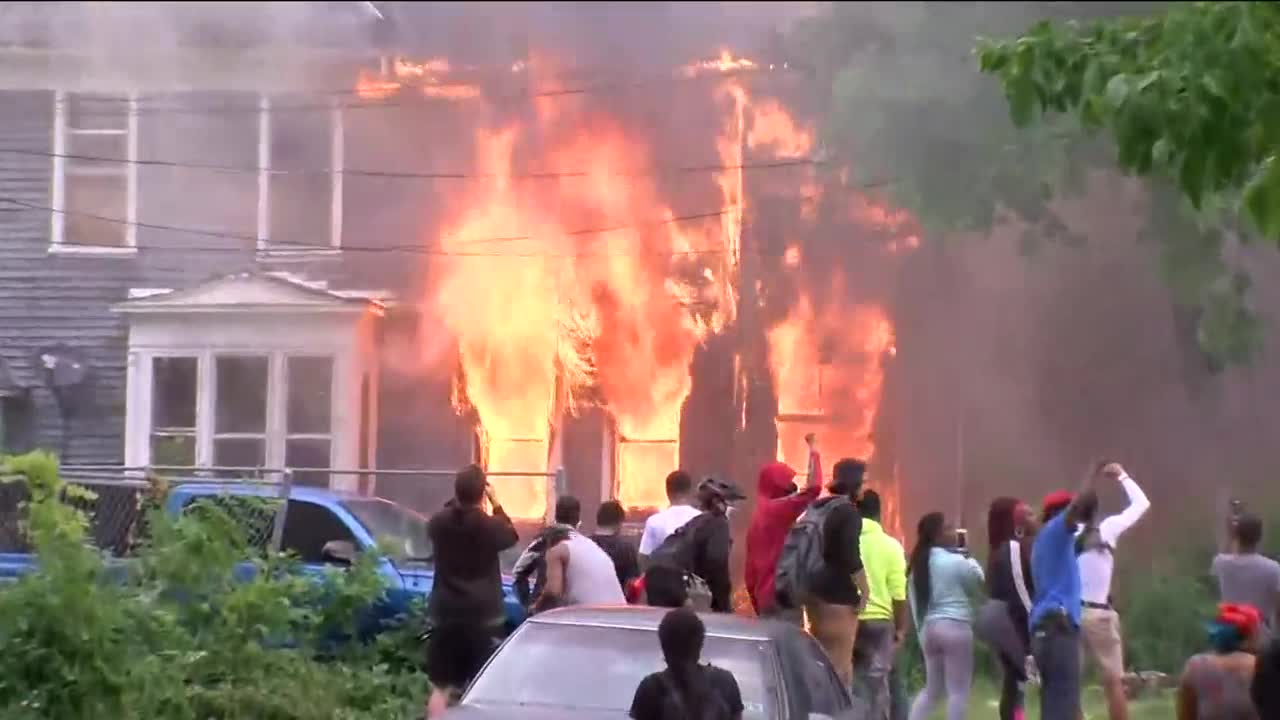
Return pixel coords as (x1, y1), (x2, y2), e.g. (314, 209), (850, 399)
(804, 458), (870, 689)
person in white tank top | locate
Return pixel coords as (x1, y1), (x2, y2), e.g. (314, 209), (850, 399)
(538, 496), (626, 610)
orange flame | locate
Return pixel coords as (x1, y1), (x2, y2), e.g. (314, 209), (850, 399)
(768, 279), (899, 535)
(682, 50), (757, 78)
(747, 99), (813, 158)
(426, 91), (732, 518)
(355, 69), (400, 100)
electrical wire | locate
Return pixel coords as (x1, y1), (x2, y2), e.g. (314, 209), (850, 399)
(0, 147), (826, 180)
(0, 196), (738, 257)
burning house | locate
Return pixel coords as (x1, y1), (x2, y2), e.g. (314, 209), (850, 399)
(0, 3), (918, 533)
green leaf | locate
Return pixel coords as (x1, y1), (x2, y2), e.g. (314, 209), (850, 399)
(1179, 147), (1209, 209)
(1104, 73), (1132, 110)
(1243, 155), (1280, 240)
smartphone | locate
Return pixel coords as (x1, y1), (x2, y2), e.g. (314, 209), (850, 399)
(1230, 499), (1244, 520)
(955, 528), (968, 551)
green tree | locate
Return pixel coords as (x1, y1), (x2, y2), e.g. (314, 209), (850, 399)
(976, 1), (1280, 365)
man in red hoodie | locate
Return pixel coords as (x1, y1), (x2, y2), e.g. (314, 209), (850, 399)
(745, 433), (823, 622)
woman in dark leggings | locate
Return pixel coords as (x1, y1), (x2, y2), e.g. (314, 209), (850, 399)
(977, 497), (1038, 720)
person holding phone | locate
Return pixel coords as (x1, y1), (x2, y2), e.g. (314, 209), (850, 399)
(425, 465), (520, 715)
(1213, 509), (1280, 643)
(906, 512), (985, 720)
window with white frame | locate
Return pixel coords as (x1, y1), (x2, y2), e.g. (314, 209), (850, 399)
(258, 96), (344, 253)
(51, 92), (138, 252)
(150, 356), (197, 466)
(285, 356), (334, 486)
(146, 353), (335, 478)
(213, 355), (269, 469)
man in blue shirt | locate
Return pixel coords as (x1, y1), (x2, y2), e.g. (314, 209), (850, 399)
(1029, 464), (1104, 720)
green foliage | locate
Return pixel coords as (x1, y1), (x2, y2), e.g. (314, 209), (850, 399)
(0, 452), (425, 720)
(978, 1), (1280, 365)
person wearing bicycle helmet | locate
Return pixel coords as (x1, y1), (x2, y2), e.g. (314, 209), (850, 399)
(691, 476), (746, 612)
(642, 476), (746, 613)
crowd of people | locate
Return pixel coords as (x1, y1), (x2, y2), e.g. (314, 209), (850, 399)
(419, 448), (1280, 720)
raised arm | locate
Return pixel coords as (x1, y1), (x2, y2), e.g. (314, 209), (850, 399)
(485, 484), (520, 551)
(1099, 463), (1151, 541)
(1064, 461), (1101, 528)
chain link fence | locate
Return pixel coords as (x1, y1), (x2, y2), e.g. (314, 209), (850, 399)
(0, 464), (566, 557)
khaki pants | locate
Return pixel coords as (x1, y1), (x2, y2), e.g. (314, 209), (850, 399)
(1080, 607), (1125, 680)
(805, 602), (859, 687)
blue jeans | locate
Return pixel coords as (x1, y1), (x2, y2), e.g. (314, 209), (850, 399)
(1031, 611), (1081, 720)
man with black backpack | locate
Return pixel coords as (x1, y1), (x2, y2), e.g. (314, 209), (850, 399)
(774, 457), (869, 688)
(642, 477), (745, 613)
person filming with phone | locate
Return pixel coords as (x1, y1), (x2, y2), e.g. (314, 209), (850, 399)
(1213, 503), (1280, 644)
(425, 464), (520, 716)
(906, 512), (984, 720)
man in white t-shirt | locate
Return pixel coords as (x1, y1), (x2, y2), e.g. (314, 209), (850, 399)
(1076, 462), (1151, 720)
(638, 470), (699, 560)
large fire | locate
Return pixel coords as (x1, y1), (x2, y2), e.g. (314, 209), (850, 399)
(372, 50), (912, 522)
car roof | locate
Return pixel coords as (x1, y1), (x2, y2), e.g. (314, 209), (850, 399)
(526, 605), (792, 642)
(169, 482), (369, 505)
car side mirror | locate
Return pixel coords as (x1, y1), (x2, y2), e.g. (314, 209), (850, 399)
(321, 539), (357, 566)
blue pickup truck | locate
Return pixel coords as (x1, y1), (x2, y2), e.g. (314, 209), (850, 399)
(0, 482), (529, 633)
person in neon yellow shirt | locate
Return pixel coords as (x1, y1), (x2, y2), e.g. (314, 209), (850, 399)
(853, 490), (908, 720)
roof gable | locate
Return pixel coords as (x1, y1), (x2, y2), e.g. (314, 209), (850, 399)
(113, 272), (384, 315)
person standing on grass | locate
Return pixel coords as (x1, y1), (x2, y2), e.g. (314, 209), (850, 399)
(1213, 512), (1280, 643)
(425, 464), (519, 716)
(1077, 461), (1150, 720)
(745, 433), (822, 622)
(796, 458), (870, 689)
(852, 489), (908, 720)
(1029, 464), (1101, 720)
(906, 512), (985, 720)
(977, 497), (1038, 720)
(1176, 603), (1263, 720)
(639, 470), (699, 562)
(591, 500), (641, 590)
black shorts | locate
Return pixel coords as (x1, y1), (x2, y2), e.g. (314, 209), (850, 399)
(425, 621), (502, 690)
(644, 565), (689, 608)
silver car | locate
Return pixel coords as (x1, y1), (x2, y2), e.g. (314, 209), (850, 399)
(445, 605), (864, 720)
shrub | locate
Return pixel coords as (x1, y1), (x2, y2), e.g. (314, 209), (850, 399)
(0, 451), (425, 720)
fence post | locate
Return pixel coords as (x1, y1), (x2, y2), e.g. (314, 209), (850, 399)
(270, 469), (293, 554)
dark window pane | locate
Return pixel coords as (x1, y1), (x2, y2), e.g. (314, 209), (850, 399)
(152, 357), (197, 429)
(287, 356), (332, 434)
(65, 173), (128, 247)
(151, 434), (195, 466)
(280, 500), (356, 563)
(213, 437), (265, 469)
(268, 102), (334, 248)
(286, 438), (331, 487)
(215, 356), (267, 433)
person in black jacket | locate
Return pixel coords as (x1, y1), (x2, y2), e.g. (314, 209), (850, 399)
(591, 500), (641, 590)
(978, 497), (1039, 720)
(425, 464), (519, 714)
(803, 458), (869, 689)
(643, 477), (745, 613)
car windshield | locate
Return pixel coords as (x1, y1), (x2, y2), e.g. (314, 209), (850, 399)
(341, 499), (433, 562)
(464, 623), (776, 719)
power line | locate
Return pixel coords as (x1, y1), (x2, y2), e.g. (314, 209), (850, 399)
(54, 65), (803, 120)
(0, 147), (826, 181)
(0, 196), (745, 257)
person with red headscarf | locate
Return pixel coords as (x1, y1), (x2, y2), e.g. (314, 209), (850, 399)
(744, 434), (822, 621)
(1177, 603), (1263, 720)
